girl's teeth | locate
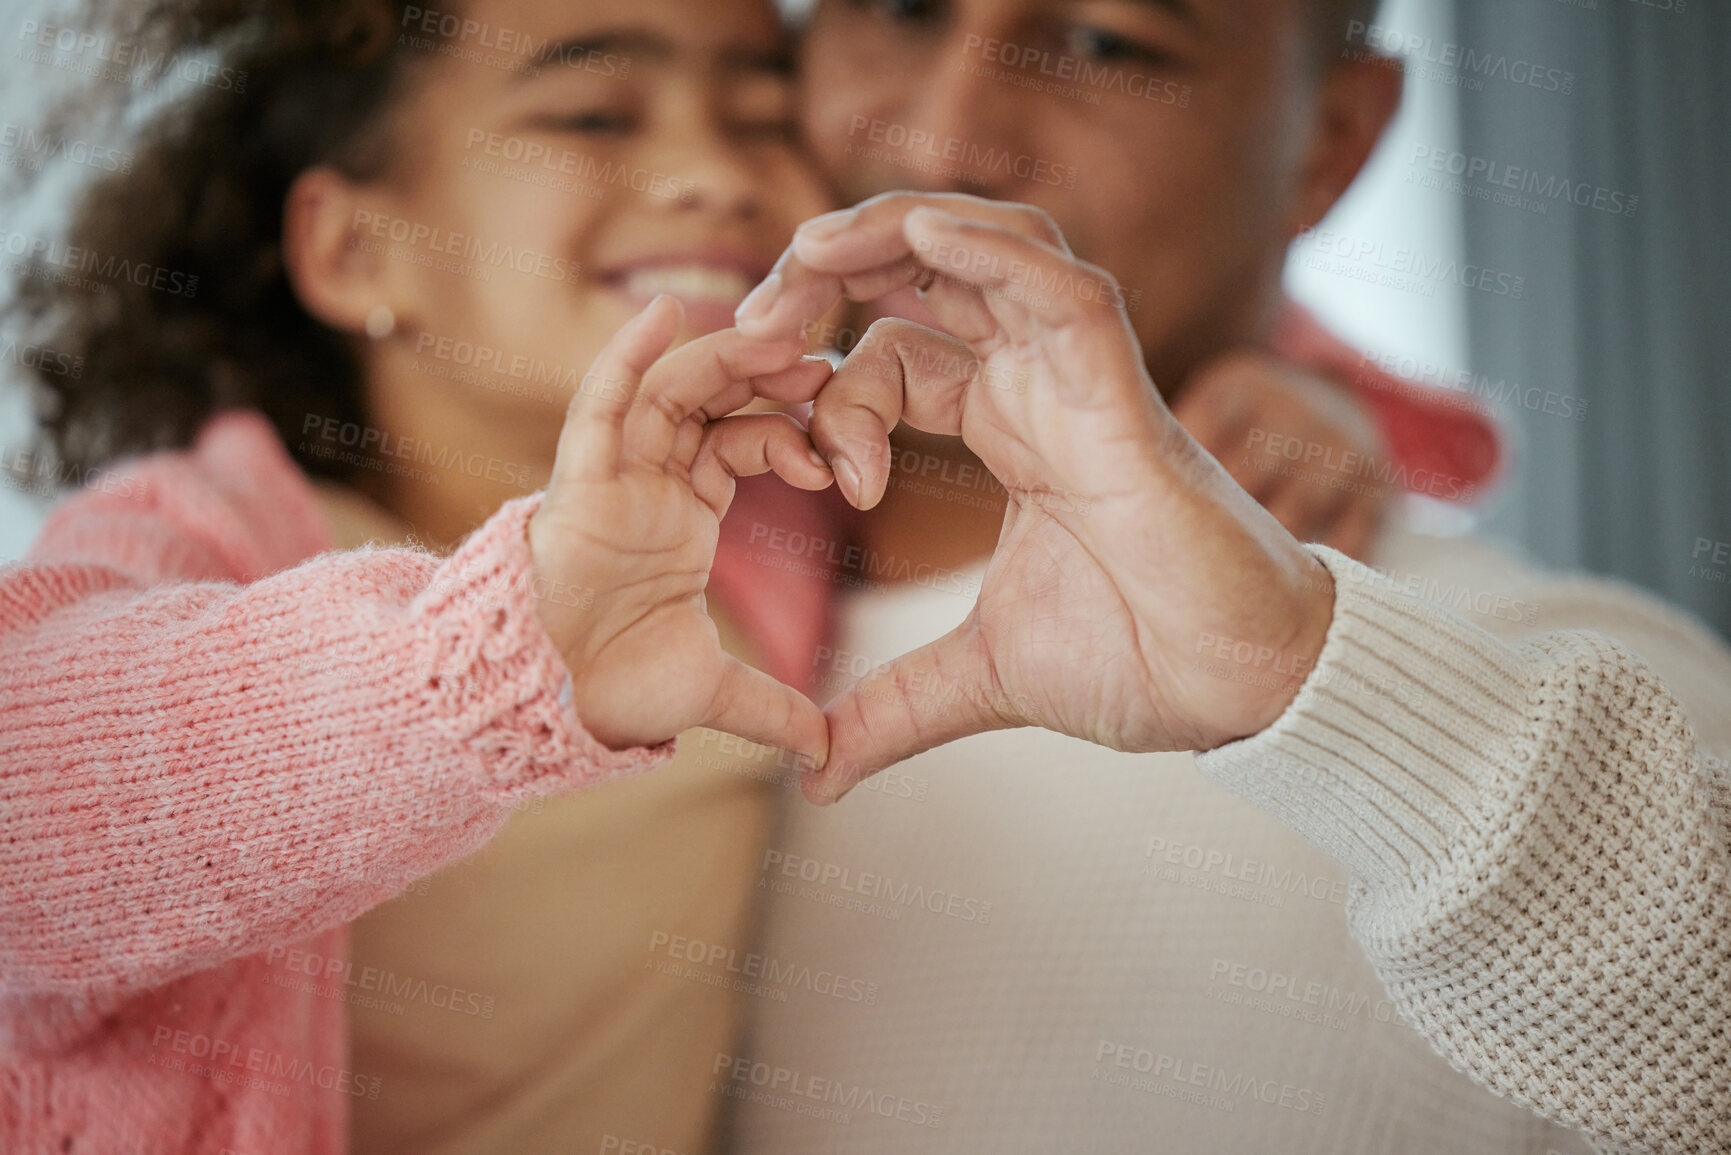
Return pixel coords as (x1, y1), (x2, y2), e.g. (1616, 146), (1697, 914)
(623, 267), (754, 304)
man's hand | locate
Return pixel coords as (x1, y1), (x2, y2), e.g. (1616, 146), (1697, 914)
(529, 295), (836, 760)
(1173, 352), (1392, 561)
(735, 192), (1336, 802)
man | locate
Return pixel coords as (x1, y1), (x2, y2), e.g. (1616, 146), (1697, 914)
(717, 2), (1729, 1153)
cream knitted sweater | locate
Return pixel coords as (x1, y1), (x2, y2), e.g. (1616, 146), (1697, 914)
(1198, 533), (1731, 1153)
(737, 527), (1727, 1155)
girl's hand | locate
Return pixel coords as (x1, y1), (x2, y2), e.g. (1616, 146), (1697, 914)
(528, 295), (836, 761)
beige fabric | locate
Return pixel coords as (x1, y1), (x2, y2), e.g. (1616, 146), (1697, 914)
(729, 527), (1620, 1154)
(347, 607), (779, 1155)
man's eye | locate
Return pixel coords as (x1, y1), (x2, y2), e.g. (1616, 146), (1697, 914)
(738, 119), (800, 142)
(855, 0), (945, 25)
(1065, 25), (1167, 65)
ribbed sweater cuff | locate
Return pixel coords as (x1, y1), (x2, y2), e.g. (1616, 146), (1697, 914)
(412, 493), (675, 801)
(1195, 545), (1537, 891)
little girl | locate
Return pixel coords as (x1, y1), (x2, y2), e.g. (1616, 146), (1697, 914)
(0, 0), (843, 1150)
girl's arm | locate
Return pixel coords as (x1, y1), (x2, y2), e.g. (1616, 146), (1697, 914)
(1, 487), (665, 1047)
(2, 298), (837, 1051)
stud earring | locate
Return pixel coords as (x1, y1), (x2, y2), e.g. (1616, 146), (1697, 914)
(365, 303), (395, 340)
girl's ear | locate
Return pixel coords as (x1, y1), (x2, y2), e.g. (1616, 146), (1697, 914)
(282, 166), (405, 336)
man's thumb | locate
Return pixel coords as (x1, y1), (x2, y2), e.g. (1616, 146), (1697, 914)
(807, 623), (1007, 804)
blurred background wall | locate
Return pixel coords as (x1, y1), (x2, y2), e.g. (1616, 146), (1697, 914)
(1452, 0), (1731, 638)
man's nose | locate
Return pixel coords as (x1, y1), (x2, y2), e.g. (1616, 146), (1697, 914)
(897, 29), (1032, 196)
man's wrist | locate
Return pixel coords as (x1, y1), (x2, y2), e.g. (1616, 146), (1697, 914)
(1226, 553), (1337, 745)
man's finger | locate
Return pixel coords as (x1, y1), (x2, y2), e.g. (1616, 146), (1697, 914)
(807, 317), (979, 508)
(704, 655), (829, 770)
(736, 192), (1070, 342)
(899, 208), (1128, 347)
(688, 413), (835, 515)
(810, 623), (1009, 806)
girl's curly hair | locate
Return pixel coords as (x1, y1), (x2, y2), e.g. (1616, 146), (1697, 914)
(6, 0), (432, 482)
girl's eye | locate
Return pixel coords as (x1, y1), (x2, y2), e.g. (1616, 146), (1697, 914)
(1065, 24), (1168, 66)
(535, 110), (634, 135)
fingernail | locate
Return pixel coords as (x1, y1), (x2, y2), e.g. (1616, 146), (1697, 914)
(832, 458), (862, 505)
(734, 271), (782, 324)
(799, 207), (858, 239)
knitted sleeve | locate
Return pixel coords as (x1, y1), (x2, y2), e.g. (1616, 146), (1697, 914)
(1195, 546), (1731, 1155)
(0, 492), (671, 1052)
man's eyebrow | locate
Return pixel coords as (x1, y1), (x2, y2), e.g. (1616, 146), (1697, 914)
(719, 44), (796, 73)
(1118, 0), (1199, 26)
(521, 31), (673, 74)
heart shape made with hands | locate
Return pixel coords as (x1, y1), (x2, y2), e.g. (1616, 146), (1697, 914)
(531, 191), (1337, 809)
(721, 191), (1338, 806)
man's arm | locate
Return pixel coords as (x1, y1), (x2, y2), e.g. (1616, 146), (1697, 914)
(738, 190), (1728, 1155)
(1196, 543), (1730, 1154)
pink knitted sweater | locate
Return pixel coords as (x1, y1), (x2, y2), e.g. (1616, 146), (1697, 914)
(0, 410), (839, 1154)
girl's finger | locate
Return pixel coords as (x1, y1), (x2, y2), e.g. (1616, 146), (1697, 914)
(623, 328), (813, 465)
(559, 294), (683, 478)
(688, 412), (835, 515)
